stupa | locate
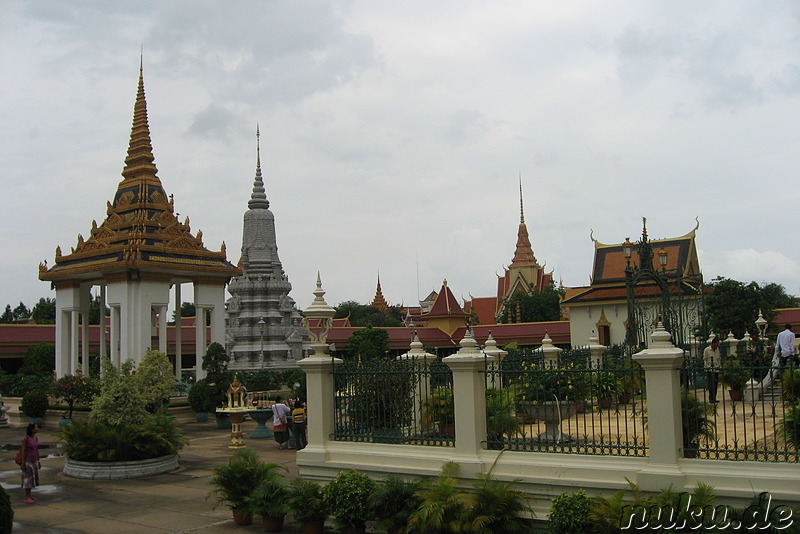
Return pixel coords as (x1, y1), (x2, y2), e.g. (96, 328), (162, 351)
(225, 128), (306, 369)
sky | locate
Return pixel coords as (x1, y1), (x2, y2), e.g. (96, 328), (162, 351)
(1, 1), (799, 314)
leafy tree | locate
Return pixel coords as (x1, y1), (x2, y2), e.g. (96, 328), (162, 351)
(19, 343), (55, 377)
(91, 359), (149, 426)
(31, 297), (56, 324)
(496, 282), (564, 324)
(0, 305), (14, 323)
(346, 326), (391, 361)
(704, 277), (796, 338)
(12, 301), (31, 321)
(135, 349), (175, 413)
(334, 301), (404, 327)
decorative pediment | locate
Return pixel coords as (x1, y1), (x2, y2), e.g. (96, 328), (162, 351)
(150, 190), (166, 204)
(116, 191), (135, 207)
(166, 236), (201, 251)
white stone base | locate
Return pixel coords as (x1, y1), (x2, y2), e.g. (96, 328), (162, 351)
(63, 454), (179, 479)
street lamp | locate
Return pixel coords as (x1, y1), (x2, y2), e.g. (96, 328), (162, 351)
(257, 317), (265, 363)
(622, 237), (633, 262)
(755, 309), (768, 340)
(658, 248), (668, 270)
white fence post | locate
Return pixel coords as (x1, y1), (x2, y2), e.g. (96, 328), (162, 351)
(633, 322), (686, 491)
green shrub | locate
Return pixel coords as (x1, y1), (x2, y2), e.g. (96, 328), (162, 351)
(245, 464), (290, 518)
(0, 372), (53, 398)
(323, 468), (376, 532)
(21, 389), (49, 418)
(49, 373), (99, 419)
(288, 478), (328, 523)
(406, 462), (469, 534)
(188, 379), (221, 413)
(208, 448), (274, 512)
(58, 408), (186, 461)
(91, 359), (148, 426)
(778, 401), (800, 450)
(548, 489), (592, 534)
(782, 369), (800, 404)
(468, 473), (533, 534)
(136, 349), (176, 413)
(0, 484), (12, 534)
(368, 475), (422, 534)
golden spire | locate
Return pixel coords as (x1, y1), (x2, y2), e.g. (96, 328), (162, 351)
(121, 60), (159, 181)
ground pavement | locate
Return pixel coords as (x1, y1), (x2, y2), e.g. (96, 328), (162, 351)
(0, 419), (321, 533)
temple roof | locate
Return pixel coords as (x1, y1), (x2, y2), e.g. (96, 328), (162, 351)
(370, 274), (389, 312)
(510, 180), (539, 268)
(424, 280), (467, 318)
(39, 64), (238, 284)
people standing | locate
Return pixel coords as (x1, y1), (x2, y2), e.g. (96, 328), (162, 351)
(703, 337), (721, 403)
(20, 423), (41, 504)
(291, 397), (307, 451)
(271, 396), (291, 450)
(775, 324), (797, 368)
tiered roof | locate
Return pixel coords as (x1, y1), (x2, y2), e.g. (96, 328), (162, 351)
(39, 64), (237, 285)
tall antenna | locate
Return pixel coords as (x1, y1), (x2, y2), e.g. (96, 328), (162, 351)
(416, 254), (421, 304)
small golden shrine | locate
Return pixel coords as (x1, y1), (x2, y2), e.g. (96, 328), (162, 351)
(217, 374), (249, 448)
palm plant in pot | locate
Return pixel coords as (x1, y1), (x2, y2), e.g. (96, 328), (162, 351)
(245, 463), (290, 532)
(720, 358), (750, 401)
(485, 387), (522, 449)
(681, 391), (716, 458)
(368, 474), (422, 534)
(208, 447), (272, 525)
(466, 472), (534, 534)
(593, 371), (623, 409)
(287, 478), (329, 534)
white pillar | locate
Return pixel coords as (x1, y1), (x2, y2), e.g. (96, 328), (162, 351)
(195, 306), (207, 381)
(158, 305), (168, 354)
(444, 330), (497, 468)
(175, 284), (182, 380)
(70, 310), (79, 374)
(540, 332), (562, 368)
(588, 333), (606, 369)
(99, 285), (107, 361)
(633, 322), (686, 491)
(110, 306), (120, 367)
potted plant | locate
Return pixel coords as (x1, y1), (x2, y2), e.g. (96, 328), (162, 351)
(208, 447), (272, 525)
(368, 475), (422, 534)
(322, 468), (376, 534)
(548, 488), (592, 534)
(246, 463), (290, 532)
(406, 462), (468, 534)
(421, 387), (455, 437)
(720, 358), (750, 401)
(593, 371), (623, 409)
(187, 379), (219, 422)
(287, 478), (329, 534)
(21, 389), (49, 426)
(485, 387), (521, 449)
(465, 472), (534, 534)
(681, 391), (716, 458)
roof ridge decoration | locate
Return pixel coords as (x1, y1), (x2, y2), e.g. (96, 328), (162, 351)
(248, 124), (269, 210)
(40, 63), (237, 282)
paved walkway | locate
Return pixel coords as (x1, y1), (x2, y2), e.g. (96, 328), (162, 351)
(0, 420), (318, 533)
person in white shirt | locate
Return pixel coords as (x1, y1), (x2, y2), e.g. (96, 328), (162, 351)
(703, 337), (721, 403)
(775, 324), (797, 368)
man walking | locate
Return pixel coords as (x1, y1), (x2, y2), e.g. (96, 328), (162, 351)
(775, 324), (797, 368)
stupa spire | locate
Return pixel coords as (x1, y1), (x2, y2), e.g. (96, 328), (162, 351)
(371, 272), (389, 312)
(248, 124), (269, 210)
(519, 172), (525, 224)
(121, 60), (159, 181)
(511, 176), (537, 267)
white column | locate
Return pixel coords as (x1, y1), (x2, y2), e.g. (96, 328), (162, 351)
(80, 287), (90, 371)
(297, 354), (342, 463)
(195, 306), (207, 380)
(110, 306), (120, 367)
(633, 323), (686, 491)
(99, 285), (107, 361)
(175, 284), (182, 380)
(70, 310), (79, 375)
(588, 333), (606, 369)
(443, 330), (497, 467)
(159, 305), (168, 354)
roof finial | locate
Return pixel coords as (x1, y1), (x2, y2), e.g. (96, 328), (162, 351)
(519, 171), (525, 224)
(248, 124), (269, 210)
(642, 217), (648, 240)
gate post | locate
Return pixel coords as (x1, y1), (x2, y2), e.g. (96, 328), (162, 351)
(444, 330), (498, 467)
(633, 322), (686, 491)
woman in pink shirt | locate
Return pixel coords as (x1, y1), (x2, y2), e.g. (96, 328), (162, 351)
(20, 423), (41, 504)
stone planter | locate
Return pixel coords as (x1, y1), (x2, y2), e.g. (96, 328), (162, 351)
(63, 454), (179, 479)
(521, 401), (575, 442)
(728, 389), (744, 402)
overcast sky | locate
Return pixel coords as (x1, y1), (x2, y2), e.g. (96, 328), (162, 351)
(1, 1), (799, 315)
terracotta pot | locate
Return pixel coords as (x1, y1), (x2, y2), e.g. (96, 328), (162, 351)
(231, 508), (253, 526)
(301, 519), (326, 534)
(728, 389), (744, 401)
(598, 397), (614, 409)
(617, 392), (632, 405)
(262, 514), (285, 532)
(439, 423), (455, 438)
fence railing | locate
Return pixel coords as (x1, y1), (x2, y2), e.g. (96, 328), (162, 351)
(327, 345), (800, 462)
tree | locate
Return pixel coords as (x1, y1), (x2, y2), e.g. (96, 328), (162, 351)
(31, 297), (56, 324)
(704, 277), (796, 338)
(334, 301), (404, 327)
(91, 359), (149, 426)
(19, 343), (55, 377)
(0, 305), (13, 323)
(346, 326), (391, 361)
(136, 349), (175, 413)
(12, 301), (31, 321)
(496, 282), (564, 324)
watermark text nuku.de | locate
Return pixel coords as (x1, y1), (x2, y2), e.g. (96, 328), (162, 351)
(620, 492), (794, 530)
